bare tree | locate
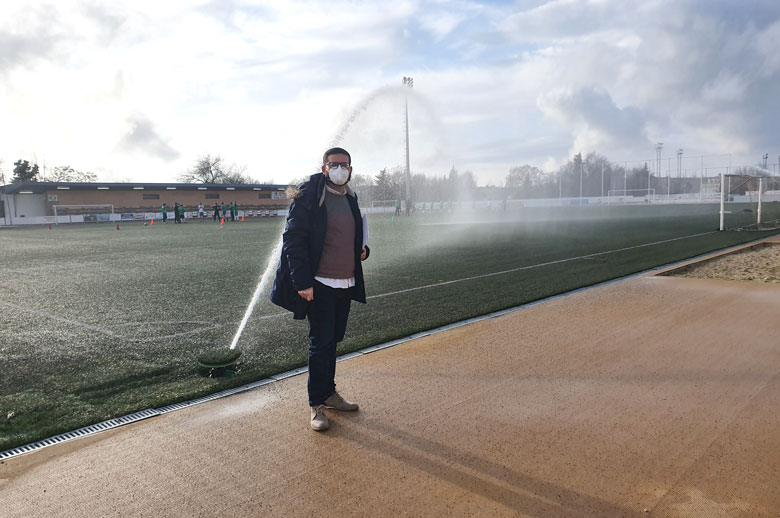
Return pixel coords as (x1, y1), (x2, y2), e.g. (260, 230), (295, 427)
(178, 154), (227, 183)
(178, 154), (261, 184)
(222, 165), (261, 184)
(49, 165), (97, 182)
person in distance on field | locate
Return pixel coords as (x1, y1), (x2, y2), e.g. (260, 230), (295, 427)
(161, 202), (168, 224)
(213, 202), (220, 222)
(198, 203), (205, 222)
(271, 146), (370, 432)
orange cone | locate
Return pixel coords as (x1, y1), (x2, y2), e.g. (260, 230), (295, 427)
(241, 215), (245, 222)
(221, 218), (224, 226)
(48, 224), (52, 230)
(150, 219), (154, 226)
(116, 224), (120, 230)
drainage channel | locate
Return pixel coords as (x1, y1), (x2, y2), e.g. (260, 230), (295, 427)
(1, 236), (774, 462)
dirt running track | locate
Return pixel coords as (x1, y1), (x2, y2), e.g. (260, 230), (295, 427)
(2, 239), (780, 517)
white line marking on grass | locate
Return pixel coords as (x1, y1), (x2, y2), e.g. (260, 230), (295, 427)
(0, 300), (126, 339)
(368, 231), (717, 300)
(0, 302), (227, 343)
(112, 321), (227, 342)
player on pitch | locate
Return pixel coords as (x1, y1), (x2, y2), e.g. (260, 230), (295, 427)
(271, 147), (369, 431)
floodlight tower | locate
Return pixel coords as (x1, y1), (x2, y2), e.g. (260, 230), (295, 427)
(677, 148), (683, 178)
(654, 142), (663, 190)
(762, 153), (768, 169)
(402, 76), (413, 209)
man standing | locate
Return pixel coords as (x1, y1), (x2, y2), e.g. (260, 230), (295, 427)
(271, 147), (369, 432)
(161, 203), (168, 224)
(198, 203), (205, 222)
(213, 202), (220, 222)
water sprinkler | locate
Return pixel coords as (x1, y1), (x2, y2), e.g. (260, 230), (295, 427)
(197, 347), (243, 378)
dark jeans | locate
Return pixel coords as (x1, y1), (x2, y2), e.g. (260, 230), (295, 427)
(307, 281), (351, 406)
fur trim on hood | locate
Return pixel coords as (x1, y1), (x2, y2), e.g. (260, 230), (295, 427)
(286, 179), (355, 207)
(285, 185), (303, 199)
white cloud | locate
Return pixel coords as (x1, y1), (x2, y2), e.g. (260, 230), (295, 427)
(0, 0), (779, 187)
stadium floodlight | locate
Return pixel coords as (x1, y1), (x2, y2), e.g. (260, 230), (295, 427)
(198, 187), (207, 190)
(403, 76), (413, 208)
(56, 186), (70, 190)
(677, 149), (683, 178)
(97, 186), (109, 190)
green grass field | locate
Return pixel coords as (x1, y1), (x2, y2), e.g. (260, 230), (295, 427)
(1, 201), (779, 451)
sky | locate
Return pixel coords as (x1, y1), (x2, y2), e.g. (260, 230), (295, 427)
(1, 0), (779, 186)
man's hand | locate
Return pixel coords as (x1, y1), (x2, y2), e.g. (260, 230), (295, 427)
(361, 247), (367, 261)
(298, 287), (314, 301)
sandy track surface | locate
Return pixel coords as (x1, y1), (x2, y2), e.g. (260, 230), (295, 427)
(1, 240), (779, 517)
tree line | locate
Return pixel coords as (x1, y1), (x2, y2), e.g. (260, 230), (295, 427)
(5, 152), (768, 199)
(1, 159), (97, 184)
(349, 152), (744, 205)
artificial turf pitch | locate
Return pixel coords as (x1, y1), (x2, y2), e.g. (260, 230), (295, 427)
(1, 202), (778, 451)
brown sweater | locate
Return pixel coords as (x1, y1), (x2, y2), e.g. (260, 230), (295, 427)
(315, 190), (355, 279)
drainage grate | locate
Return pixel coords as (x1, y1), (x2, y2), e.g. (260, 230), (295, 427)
(335, 351), (363, 363)
(0, 409), (159, 461)
(270, 366), (308, 381)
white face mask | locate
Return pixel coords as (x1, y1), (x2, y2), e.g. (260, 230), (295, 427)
(327, 165), (350, 186)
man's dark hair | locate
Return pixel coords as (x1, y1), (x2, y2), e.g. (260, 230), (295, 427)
(322, 147), (351, 165)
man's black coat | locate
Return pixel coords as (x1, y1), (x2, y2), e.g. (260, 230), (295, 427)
(270, 173), (368, 319)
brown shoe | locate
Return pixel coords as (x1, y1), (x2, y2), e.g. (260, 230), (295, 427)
(324, 391), (359, 412)
(310, 405), (329, 431)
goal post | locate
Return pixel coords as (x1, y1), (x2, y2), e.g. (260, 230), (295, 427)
(52, 204), (115, 224)
(719, 173), (780, 231)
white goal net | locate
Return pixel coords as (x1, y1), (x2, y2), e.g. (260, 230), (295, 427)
(53, 204), (115, 224)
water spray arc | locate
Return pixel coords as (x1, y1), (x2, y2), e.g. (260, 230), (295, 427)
(228, 235), (284, 350)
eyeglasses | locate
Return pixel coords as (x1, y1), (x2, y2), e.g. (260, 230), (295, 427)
(326, 161), (350, 169)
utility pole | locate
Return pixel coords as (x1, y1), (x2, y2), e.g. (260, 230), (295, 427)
(762, 153), (768, 169)
(654, 143), (663, 192)
(402, 76), (413, 212)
